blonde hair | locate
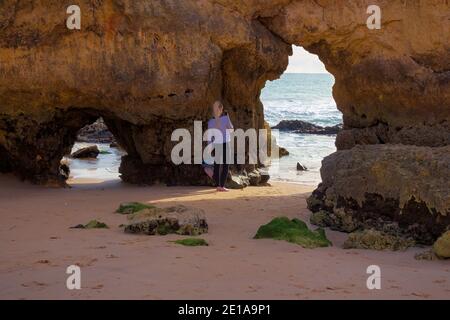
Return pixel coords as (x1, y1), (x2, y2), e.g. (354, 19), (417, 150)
(213, 100), (227, 116)
(213, 100), (223, 110)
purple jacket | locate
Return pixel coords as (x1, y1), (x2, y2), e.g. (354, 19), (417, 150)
(207, 114), (234, 144)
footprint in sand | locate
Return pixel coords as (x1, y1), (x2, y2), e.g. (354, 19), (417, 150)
(433, 279), (446, 284)
(246, 285), (261, 293)
(91, 246), (107, 249)
(390, 285), (400, 289)
(35, 259), (50, 264)
(326, 286), (344, 291)
(408, 292), (431, 298)
(75, 258), (98, 267)
(21, 281), (48, 288)
(90, 284), (104, 290)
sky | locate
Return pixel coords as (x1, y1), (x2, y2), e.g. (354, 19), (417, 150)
(285, 46), (328, 74)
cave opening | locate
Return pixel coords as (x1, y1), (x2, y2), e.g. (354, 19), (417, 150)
(261, 45), (343, 185)
(62, 117), (127, 185)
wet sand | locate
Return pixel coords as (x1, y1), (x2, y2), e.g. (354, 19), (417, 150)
(0, 174), (449, 299)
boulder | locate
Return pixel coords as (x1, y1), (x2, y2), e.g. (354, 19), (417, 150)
(343, 229), (415, 251)
(296, 162), (307, 171)
(433, 231), (450, 259)
(59, 160), (70, 180)
(71, 220), (109, 229)
(226, 174), (250, 189)
(77, 118), (115, 143)
(309, 211), (330, 228)
(278, 147), (290, 158)
(308, 145), (450, 244)
(414, 250), (439, 261)
(124, 205), (208, 236)
(247, 171), (262, 186)
(272, 120), (342, 135)
(109, 141), (121, 149)
(254, 217), (332, 249)
(70, 146), (100, 159)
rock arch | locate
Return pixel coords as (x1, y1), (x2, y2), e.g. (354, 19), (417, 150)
(0, 1), (449, 240)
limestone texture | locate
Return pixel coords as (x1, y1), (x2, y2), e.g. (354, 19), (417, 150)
(343, 229), (415, 251)
(308, 145), (450, 244)
(124, 205), (208, 236)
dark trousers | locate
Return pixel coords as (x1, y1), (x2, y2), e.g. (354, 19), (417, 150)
(213, 143), (230, 188)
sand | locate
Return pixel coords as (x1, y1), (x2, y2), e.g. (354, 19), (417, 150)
(0, 174), (449, 300)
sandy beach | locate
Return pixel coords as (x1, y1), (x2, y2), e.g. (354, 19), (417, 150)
(0, 174), (448, 300)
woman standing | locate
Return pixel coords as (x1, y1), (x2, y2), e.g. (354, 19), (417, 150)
(207, 101), (233, 192)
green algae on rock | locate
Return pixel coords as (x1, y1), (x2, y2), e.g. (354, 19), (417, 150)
(173, 238), (209, 246)
(116, 202), (155, 214)
(72, 220), (109, 229)
(254, 217), (332, 249)
(124, 205), (208, 236)
(433, 231), (450, 259)
(343, 229), (414, 251)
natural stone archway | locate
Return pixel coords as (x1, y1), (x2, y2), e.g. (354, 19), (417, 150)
(0, 1), (449, 240)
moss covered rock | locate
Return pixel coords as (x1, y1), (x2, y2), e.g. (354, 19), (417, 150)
(72, 220), (109, 229)
(116, 202), (155, 214)
(173, 238), (209, 246)
(343, 229), (414, 251)
(433, 231), (450, 259)
(254, 217), (332, 248)
(124, 205), (208, 236)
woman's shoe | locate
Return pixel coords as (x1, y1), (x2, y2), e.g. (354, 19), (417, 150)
(219, 187), (230, 192)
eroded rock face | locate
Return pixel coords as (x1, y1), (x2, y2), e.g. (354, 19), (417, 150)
(0, 1), (449, 235)
(0, 0), (291, 185)
(308, 145), (450, 244)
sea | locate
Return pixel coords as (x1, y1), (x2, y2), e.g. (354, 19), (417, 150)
(261, 73), (341, 185)
(68, 73), (341, 185)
